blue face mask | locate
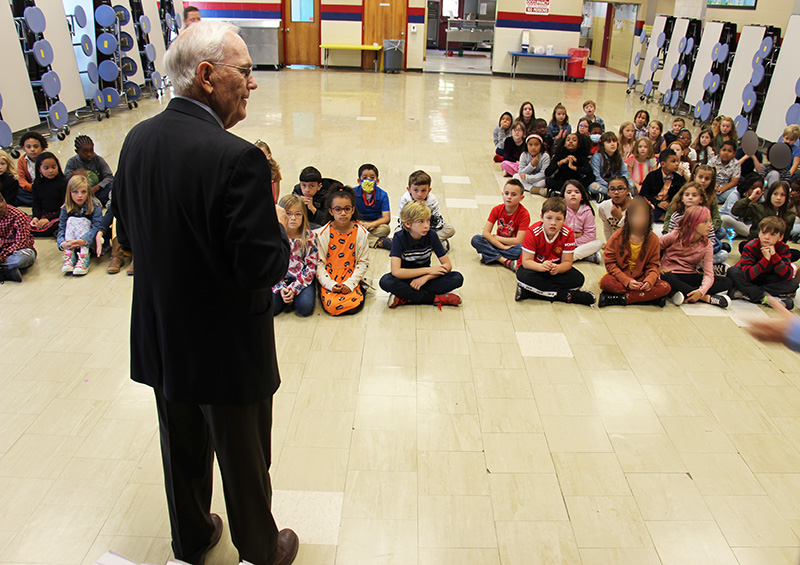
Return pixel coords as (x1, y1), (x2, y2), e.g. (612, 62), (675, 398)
(590, 134), (602, 144)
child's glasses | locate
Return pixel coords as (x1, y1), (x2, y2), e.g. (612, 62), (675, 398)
(332, 206), (354, 214)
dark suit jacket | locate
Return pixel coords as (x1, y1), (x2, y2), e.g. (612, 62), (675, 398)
(115, 98), (290, 405)
(640, 168), (685, 209)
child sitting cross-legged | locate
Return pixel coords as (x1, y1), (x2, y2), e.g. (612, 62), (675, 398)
(0, 192), (36, 283)
(597, 176), (632, 240)
(660, 205), (733, 308)
(354, 163), (392, 249)
(514, 197), (596, 305)
(471, 179), (530, 270)
(727, 216), (799, 310)
(316, 186), (369, 316)
(273, 194), (318, 317)
(662, 181), (729, 267)
(514, 134), (550, 195)
(380, 200), (463, 309)
(397, 170), (455, 246)
(561, 179), (602, 263)
(599, 196), (671, 307)
(57, 174), (103, 276)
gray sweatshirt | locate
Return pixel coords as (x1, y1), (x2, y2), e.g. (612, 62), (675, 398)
(493, 126), (510, 150)
(518, 152), (550, 185)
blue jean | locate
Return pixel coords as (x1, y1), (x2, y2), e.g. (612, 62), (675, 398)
(380, 271), (463, 304)
(470, 235), (521, 263)
(2, 248), (36, 270)
(717, 187), (735, 204)
(273, 283), (315, 317)
(95, 183), (112, 206)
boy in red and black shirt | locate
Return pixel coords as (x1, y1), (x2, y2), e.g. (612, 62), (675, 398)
(470, 179), (530, 271)
(0, 192), (36, 282)
(515, 197), (595, 305)
(727, 216), (799, 310)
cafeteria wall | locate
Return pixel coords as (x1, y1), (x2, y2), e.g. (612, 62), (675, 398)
(178, 0), (426, 69)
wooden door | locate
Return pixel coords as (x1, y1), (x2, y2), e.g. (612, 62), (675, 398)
(283, 0), (321, 65)
(362, 0), (407, 70)
(600, 3), (613, 67)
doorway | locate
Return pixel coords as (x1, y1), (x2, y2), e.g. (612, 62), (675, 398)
(362, 0), (407, 70)
(283, 0), (321, 65)
(581, 2), (637, 77)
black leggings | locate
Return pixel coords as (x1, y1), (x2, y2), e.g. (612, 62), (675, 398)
(661, 272), (732, 296)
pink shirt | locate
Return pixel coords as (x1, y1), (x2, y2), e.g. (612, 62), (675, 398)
(625, 155), (657, 186)
(660, 230), (714, 294)
(564, 203), (596, 246)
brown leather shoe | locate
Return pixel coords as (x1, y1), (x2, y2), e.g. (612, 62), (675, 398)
(269, 528), (299, 565)
(107, 238), (124, 274)
(195, 513), (224, 565)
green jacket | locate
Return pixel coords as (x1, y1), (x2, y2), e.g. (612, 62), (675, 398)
(731, 197), (796, 240)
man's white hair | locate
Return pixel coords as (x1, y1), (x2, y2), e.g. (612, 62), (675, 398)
(164, 20), (240, 96)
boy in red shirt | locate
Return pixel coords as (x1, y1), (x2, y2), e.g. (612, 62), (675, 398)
(0, 192), (36, 282)
(470, 179), (530, 271)
(515, 197), (595, 305)
(727, 216), (799, 310)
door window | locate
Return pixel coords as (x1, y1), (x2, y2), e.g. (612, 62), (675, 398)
(291, 0), (314, 22)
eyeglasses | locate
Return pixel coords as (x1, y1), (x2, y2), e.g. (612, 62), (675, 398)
(332, 206), (354, 214)
(286, 212), (304, 218)
(209, 61), (252, 80)
(608, 186), (628, 192)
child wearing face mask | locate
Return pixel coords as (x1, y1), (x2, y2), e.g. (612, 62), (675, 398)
(590, 132), (630, 202)
(544, 133), (594, 197)
(588, 122), (604, 155)
(514, 134), (551, 195)
(353, 163), (392, 249)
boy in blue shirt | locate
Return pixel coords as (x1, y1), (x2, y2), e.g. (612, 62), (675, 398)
(380, 200), (463, 309)
(354, 163), (392, 249)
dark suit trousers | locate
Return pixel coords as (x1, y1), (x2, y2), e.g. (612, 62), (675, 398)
(154, 388), (279, 564)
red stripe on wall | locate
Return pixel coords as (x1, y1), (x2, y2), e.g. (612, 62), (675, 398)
(408, 7), (424, 15)
(191, 2), (282, 11)
(320, 4), (363, 12)
(496, 11), (581, 24)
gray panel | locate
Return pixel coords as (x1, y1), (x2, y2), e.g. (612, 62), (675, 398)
(0, 1), (41, 132)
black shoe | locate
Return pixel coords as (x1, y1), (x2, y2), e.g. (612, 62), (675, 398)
(654, 296), (668, 308)
(375, 236), (392, 250)
(708, 294), (731, 309)
(443, 240), (450, 252)
(713, 263), (728, 276)
(721, 241), (732, 252)
(598, 292), (626, 308)
(514, 284), (525, 302)
(566, 290), (596, 306)
(0, 267), (22, 283)
(730, 289), (747, 301)
(771, 296), (795, 310)
(595, 192), (607, 203)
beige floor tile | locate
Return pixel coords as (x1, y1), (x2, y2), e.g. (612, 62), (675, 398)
(627, 473), (712, 521)
(757, 474), (800, 522)
(342, 470), (417, 519)
(706, 400), (778, 435)
(472, 369), (533, 399)
(461, 299), (512, 322)
(26, 398), (108, 437)
(561, 319), (617, 346)
(0, 434), (84, 479)
(0, 477), (53, 530)
(660, 416), (736, 453)
(418, 451), (488, 496)
(579, 548), (661, 565)
(358, 366), (417, 397)
(724, 359), (793, 387)
(642, 384), (711, 417)
(469, 341), (526, 369)
(271, 489), (344, 546)
(418, 548), (500, 565)
(540, 415), (612, 452)
(515, 331), (573, 358)
(706, 495), (799, 547)
(414, 303), (466, 332)
(748, 386), (800, 419)
(599, 398), (665, 434)
(336, 518), (417, 564)
(610, 433), (687, 473)
(354, 395), (416, 431)
(0, 379), (68, 414)
(100, 483), (171, 537)
(665, 346), (729, 373)
(681, 452), (765, 495)
(532, 383), (597, 416)
(646, 520), (737, 565)
(565, 496), (652, 548)
(417, 495), (496, 548)
(417, 354), (473, 382)
(43, 458), (137, 508)
(310, 324), (365, 352)
(285, 409), (354, 449)
(495, 521), (580, 564)
(626, 357), (690, 386)
(465, 319), (516, 344)
(348, 429), (417, 472)
(730, 434), (800, 474)
(273, 447), (349, 492)
(553, 452), (630, 496)
(417, 413), (482, 452)
(0, 412), (36, 455)
(525, 356), (584, 384)
(417, 381), (477, 414)
(0, 504), (111, 565)
(303, 350), (364, 378)
(476, 397), (542, 433)
(75, 418), (158, 460)
(60, 367), (128, 402)
(571, 344), (630, 372)
(488, 473), (568, 521)
(295, 378), (359, 412)
(483, 433), (554, 473)
(732, 547), (800, 565)
(417, 329), (469, 356)
(80, 535), (173, 565)
(687, 371), (752, 402)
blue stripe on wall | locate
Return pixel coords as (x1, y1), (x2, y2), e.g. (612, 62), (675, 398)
(320, 12), (363, 21)
(408, 14), (424, 23)
(495, 20), (580, 32)
(202, 9), (281, 18)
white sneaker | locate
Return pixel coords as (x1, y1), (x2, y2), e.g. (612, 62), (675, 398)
(670, 291), (685, 306)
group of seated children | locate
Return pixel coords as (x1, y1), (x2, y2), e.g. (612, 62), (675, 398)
(271, 166), (462, 317)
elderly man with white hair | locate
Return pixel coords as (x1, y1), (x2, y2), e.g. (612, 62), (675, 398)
(114, 21), (298, 565)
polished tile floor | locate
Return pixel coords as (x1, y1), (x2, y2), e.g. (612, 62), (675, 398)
(1, 68), (800, 565)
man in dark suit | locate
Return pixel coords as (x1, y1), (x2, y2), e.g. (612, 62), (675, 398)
(114, 21), (297, 565)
